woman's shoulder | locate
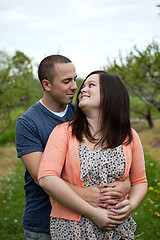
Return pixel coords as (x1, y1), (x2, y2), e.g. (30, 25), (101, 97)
(123, 128), (141, 149)
(131, 128), (141, 140)
(52, 121), (73, 134)
(129, 128), (142, 150)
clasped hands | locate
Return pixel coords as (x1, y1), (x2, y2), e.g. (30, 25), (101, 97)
(83, 180), (132, 230)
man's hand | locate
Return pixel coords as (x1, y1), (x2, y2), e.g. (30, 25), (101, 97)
(76, 185), (102, 207)
(100, 177), (131, 207)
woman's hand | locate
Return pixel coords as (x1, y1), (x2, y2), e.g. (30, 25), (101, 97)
(90, 207), (123, 230)
(107, 200), (132, 221)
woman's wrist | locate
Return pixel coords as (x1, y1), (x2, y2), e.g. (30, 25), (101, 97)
(128, 198), (138, 213)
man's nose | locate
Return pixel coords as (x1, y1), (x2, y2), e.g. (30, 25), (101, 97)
(71, 80), (77, 90)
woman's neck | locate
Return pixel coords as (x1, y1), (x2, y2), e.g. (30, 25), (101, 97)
(86, 116), (101, 136)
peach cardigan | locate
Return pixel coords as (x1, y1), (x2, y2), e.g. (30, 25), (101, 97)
(38, 122), (147, 221)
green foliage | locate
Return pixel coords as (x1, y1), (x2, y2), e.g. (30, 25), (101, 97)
(73, 77), (83, 102)
(0, 108), (27, 145)
(130, 96), (159, 119)
(103, 40), (160, 127)
(0, 124), (15, 144)
(0, 50), (43, 135)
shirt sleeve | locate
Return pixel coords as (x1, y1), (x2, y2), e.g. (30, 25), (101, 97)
(38, 123), (69, 180)
(129, 129), (148, 186)
(15, 117), (43, 158)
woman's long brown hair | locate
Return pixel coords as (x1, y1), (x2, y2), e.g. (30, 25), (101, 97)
(71, 70), (133, 149)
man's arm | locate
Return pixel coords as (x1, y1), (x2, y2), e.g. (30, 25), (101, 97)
(21, 152), (43, 185)
(21, 152), (130, 208)
(67, 177), (130, 208)
(21, 152), (105, 207)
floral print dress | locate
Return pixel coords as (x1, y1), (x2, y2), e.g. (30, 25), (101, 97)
(50, 144), (136, 240)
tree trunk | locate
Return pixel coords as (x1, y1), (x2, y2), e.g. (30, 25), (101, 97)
(146, 107), (154, 128)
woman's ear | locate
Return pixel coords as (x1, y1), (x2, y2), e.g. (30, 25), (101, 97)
(42, 79), (51, 91)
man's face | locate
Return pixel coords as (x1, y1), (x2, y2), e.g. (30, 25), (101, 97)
(49, 62), (77, 110)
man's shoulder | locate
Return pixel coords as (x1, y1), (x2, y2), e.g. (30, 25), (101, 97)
(18, 102), (49, 124)
(20, 101), (41, 118)
(16, 102), (44, 130)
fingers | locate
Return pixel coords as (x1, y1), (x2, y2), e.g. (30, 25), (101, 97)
(101, 219), (123, 230)
(100, 190), (122, 201)
(102, 200), (119, 208)
(107, 201), (131, 221)
(106, 182), (117, 188)
(99, 189), (123, 206)
(101, 187), (121, 195)
(113, 199), (130, 209)
(111, 207), (130, 217)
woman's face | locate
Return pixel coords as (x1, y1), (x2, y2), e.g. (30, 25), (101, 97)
(78, 74), (101, 112)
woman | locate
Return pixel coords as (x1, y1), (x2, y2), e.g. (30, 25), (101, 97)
(38, 71), (147, 239)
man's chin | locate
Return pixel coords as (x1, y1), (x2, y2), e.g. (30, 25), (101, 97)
(65, 99), (73, 105)
(67, 96), (74, 102)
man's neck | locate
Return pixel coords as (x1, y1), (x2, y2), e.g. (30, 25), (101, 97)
(41, 96), (67, 113)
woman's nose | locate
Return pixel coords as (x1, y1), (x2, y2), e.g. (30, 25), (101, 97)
(81, 86), (87, 92)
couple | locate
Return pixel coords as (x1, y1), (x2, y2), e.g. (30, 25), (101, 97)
(15, 55), (147, 240)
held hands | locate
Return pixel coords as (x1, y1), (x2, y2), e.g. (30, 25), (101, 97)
(90, 207), (123, 231)
(83, 184), (123, 208)
(107, 200), (132, 222)
(81, 178), (131, 230)
(84, 177), (130, 208)
(100, 177), (131, 207)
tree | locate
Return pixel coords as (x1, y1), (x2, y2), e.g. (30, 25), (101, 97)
(103, 41), (160, 128)
(0, 50), (42, 135)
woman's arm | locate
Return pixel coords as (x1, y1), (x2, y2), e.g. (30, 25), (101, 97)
(39, 175), (123, 230)
(107, 130), (148, 220)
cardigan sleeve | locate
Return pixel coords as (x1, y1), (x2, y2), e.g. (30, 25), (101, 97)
(129, 129), (148, 186)
(38, 122), (70, 179)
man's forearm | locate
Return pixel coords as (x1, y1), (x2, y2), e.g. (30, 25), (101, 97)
(66, 182), (101, 207)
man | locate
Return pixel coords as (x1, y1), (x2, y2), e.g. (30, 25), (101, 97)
(15, 55), (130, 240)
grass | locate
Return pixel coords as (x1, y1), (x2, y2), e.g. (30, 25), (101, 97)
(0, 119), (160, 239)
(132, 153), (160, 239)
(0, 161), (25, 239)
(131, 118), (160, 239)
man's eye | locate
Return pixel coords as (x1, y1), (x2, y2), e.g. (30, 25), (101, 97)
(63, 81), (70, 84)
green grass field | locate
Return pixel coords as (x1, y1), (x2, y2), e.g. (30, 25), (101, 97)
(0, 162), (25, 239)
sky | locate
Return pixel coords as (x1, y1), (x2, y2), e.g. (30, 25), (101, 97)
(0, 0), (159, 78)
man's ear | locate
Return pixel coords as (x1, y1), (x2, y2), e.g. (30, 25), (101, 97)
(42, 79), (51, 91)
